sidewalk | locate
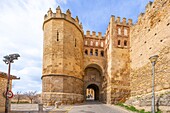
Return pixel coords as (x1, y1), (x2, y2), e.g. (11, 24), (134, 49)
(49, 105), (72, 113)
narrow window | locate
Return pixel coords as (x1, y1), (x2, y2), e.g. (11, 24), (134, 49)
(57, 31), (59, 41)
(95, 49), (98, 56)
(85, 41), (88, 45)
(85, 49), (88, 55)
(96, 42), (98, 46)
(90, 41), (93, 46)
(118, 40), (121, 46)
(118, 28), (121, 35)
(75, 39), (76, 47)
(90, 49), (93, 55)
(101, 51), (104, 57)
(124, 28), (128, 36)
(124, 40), (127, 46)
(101, 42), (104, 47)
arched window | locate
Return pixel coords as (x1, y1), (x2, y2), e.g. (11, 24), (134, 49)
(124, 40), (127, 46)
(118, 40), (121, 46)
(101, 51), (104, 57)
(118, 28), (121, 35)
(85, 49), (88, 55)
(90, 41), (93, 46)
(57, 31), (59, 41)
(90, 49), (93, 55)
(95, 49), (98, 56)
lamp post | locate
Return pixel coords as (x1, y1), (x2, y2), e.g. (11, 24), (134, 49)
(3, 54), (20, 113)
(149, 55), (159, 113)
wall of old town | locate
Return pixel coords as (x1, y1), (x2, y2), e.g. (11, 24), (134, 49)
(126, 0), (170, 107)
(42, 0), (170, 107)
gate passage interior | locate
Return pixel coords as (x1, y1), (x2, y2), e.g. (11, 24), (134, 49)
(84, 64), (103, 101)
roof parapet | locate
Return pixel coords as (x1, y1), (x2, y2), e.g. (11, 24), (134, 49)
(75, 16), (79, 23)
(56, 6), (62, 17)
(86, 30), (90, 37)
(116, 17), (120, 24)
(85, 31), (103, 38)
(98, 32), (102, 38)
(146, 1), (153, 12)
(114, 16), (132, 26)
(128, 19), (133, 25)
(43, 6), (83, 33)
(92, 31), (96, 38)
(47, 8), (53, 17)
(110, 15), (115, 23)
(138, 13), (145, 21)
(122, 18), (126, 25)
(66, 9), (71, 17)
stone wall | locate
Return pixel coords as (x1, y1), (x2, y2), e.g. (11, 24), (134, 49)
(110, 48), (131, 104)
(42, 0), (170, 106)
(104, 16), (131, 104)
(42, 7), (84, 105)
(0, 76), (7, 112)
(128, 0), (170, 106)
(0, 72), (14, 112)
(42, 75), (83, 105)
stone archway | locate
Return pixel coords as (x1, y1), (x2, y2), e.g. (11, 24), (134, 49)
(83, 64), (103, 102)
(86, 84), (99, 100)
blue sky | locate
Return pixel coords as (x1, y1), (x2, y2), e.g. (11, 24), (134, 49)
(0, 0), (153, 94)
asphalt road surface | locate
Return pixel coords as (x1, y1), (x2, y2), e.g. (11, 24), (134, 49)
(68, 101), (132, 113)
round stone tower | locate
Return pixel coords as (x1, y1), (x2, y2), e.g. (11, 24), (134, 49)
(42, 6), (84, 105)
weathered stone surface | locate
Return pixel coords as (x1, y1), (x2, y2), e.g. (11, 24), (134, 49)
(42, 0), (170, 108)
(0, 72), (16, 112)
(42, 7), (131, 105)
(129, 0), (170, 108)
(125, 90), (170, 107)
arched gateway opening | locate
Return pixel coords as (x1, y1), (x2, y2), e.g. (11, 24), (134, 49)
(86, 84), (99, 100)
(84, 64), (103, 102)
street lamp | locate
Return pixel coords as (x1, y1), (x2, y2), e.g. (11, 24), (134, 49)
(149, 55), (159, 113)
(3, 53), (20, 113)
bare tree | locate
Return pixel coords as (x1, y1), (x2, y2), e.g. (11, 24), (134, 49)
(16, 91), (22, 104)
(25, 91), (37, 104)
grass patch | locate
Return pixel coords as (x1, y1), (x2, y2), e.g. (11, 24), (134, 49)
(116, 103), (162, 113)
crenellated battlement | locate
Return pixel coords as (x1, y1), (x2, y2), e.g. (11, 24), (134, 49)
(43, 6), (83, 32)
(110, 15), (133, 26)
(145, 1), (153, 12)
(85, 30), (104, 39)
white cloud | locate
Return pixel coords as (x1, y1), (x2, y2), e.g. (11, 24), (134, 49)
(0, 0), (58, 94)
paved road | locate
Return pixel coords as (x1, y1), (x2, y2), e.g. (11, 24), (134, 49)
(68, 101), (132, 113)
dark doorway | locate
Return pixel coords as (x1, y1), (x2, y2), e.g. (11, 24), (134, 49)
(86, 84), (99, 101)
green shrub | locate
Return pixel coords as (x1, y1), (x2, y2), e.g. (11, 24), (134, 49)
(139, 109), (145, 113)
